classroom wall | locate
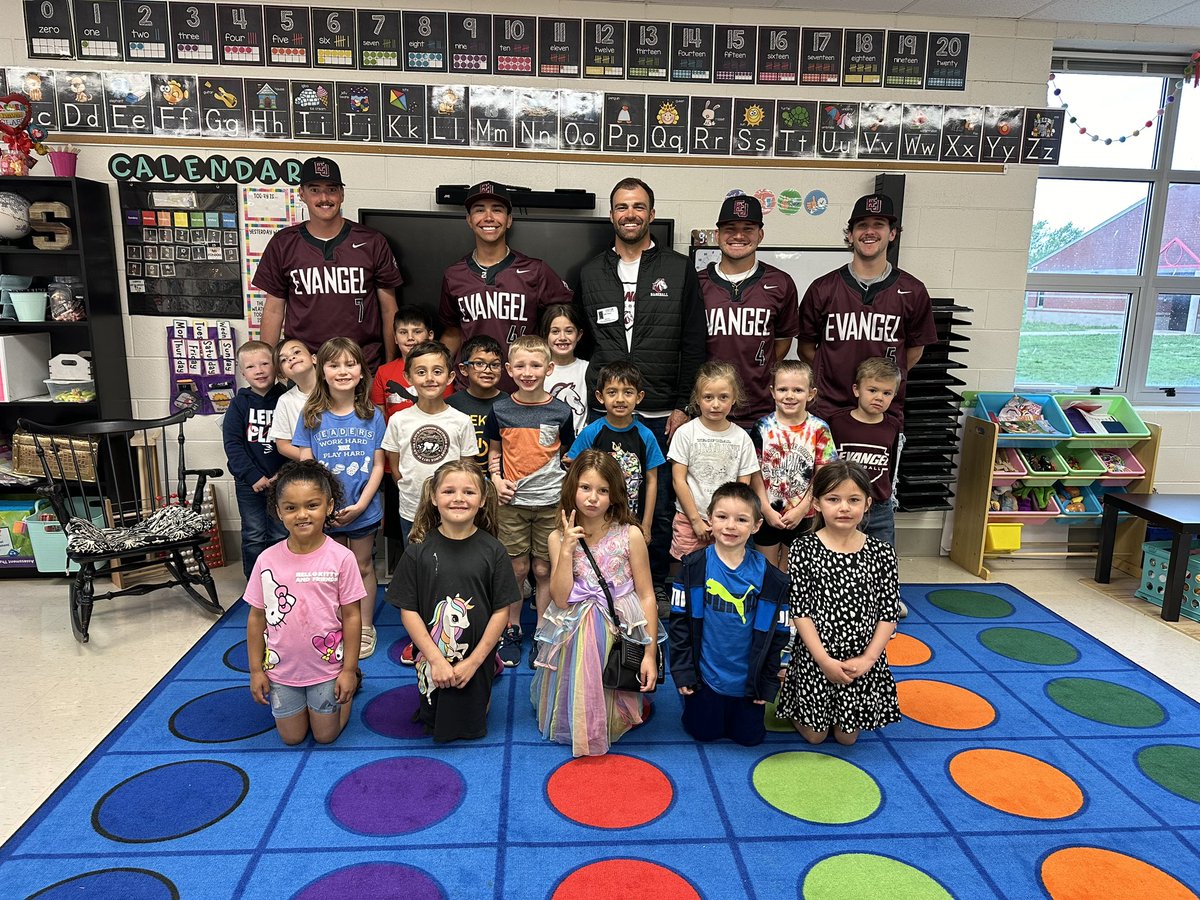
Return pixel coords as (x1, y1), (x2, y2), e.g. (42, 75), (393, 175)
(3, 1), (1198, 556)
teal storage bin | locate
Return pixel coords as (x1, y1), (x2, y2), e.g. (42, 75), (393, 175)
(24, 497), (106, 574)
(975, 393), (1073, 447)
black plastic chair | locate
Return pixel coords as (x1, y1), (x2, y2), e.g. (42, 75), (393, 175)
(17, 408), (224, 643)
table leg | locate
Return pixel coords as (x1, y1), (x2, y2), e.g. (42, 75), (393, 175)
(1160, 531), (1195, 622)
(1095, 500), (1119, 584)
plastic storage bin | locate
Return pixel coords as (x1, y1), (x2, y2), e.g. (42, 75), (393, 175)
(975, 393), (1073, 447)
(992, 448), (1027, 487)
(43, 378), (96, 403)
(988, 490), (1061, 525)
(23, 497), (106, 574)
(1055, 395), (1152, 448)
(1052, 482), (1103, 522)
(1092, 447), (1146, 488)
(1017, 446), (1069, 486)
(1135, 540), (1200, 622)
(985, 522), (1022, 552)
(1059, 447), (1106, 486)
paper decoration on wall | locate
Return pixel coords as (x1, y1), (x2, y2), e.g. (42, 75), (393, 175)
(803, 189), (829, 215)
(241, 184), (300, 335)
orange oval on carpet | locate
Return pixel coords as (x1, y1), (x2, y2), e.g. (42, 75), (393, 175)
(553, 859), (700, 899)
(886, 633), (933, 667)
(896, 680), (996, 730)
(1041, 847), (1198, 900)
(546, 755), (673, 828)
(949, 748), (1083, 819)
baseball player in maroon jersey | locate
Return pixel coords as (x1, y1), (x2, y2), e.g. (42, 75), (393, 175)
(254, 157), (403, 371)
(439, 181), (573, 393)
(798, 193), (938, 423)
(700, 194), (800, 429)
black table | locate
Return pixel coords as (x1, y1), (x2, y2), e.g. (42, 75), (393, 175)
(1095, 492), (1200, 621)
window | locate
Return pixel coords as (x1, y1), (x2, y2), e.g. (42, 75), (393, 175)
(1019, 62), (1200, 402)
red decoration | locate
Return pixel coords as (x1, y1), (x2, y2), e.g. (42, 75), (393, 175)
(0, 94), (33, 138)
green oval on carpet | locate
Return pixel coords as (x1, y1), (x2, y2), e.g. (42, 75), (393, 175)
(926, 588), (1014, 618)
(1046, 677), (1166, 727)
(978, 627), (1080, 665)
(752, 752), (880, 824)
(802, 853), (954, 899)
(1137, 745), (1200, 802)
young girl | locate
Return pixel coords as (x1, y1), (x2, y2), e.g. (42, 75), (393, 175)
(292, 337), (386, 659)
(541, 303), (588, 436)
(245, 460), (364, 745)
(269, 338), (319, 461)
(533, 450), (660, 757)
(776, 459), (902, 745)
(667, 362), (760, 564)
(752, 360), (837, 570)
(386, 461), (520, 742)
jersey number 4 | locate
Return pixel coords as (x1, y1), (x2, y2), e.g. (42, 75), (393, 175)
(755, 341), (767, 366)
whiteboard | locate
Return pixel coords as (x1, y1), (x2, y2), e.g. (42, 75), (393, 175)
(691, 246), (849, 294)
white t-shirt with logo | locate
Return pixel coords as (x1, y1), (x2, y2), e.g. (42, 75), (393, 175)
(381, 404), (478, 519)
(545, 357), (589, 436)
(617, 257), (640, 351)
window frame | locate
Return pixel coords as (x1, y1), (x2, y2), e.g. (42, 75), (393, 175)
(1022, 59), (1200, 404)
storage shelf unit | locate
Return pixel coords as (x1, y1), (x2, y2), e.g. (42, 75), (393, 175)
(895, 297), (971, 513)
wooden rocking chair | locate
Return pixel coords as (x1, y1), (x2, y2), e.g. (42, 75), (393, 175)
(17, 408), (224, 643)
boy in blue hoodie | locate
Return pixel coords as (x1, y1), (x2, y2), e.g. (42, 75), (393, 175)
(669, 481), (791, 746)
(222, 340), (287, 577)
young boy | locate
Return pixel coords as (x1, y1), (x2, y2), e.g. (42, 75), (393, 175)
(669, 482), (791, 747)
(370, 306), (453, 423)
(268, 338), (318, 461)
(381, 341), (478, 543)
(484, 335), (575, 668)
(567, 360), (665, 537)
(752, 359), (836, 569)
(447, 334), (504, 467)
(826, 356), (902, 547)
(222, 340), (287, 577)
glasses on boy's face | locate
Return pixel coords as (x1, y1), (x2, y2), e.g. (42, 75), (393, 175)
(463, 360), (502, 371)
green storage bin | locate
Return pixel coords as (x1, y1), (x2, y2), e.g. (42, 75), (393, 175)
(1016, 446), (1069, 486)
(1055, 395), (1152, 448)
(1059, 447), (1106, 486)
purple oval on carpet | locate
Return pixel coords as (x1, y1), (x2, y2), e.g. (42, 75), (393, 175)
(327, 757), (464, 835)
(294, 862), (445, 899)
(362, 686), (426, 739)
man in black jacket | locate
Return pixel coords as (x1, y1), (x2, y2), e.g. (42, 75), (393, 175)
(577, 177), (706, 594)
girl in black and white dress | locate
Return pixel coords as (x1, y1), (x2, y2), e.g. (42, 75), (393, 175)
(776, 460), (902, 745)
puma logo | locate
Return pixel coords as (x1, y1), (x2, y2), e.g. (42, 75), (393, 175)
(706, 578), (755, 624)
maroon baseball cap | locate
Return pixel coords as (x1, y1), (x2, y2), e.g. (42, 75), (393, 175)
(299, 156), (343, 186)
(849, 193), (897, 225)
(717, 194), (764, 226)
(464, 181), (513, 212)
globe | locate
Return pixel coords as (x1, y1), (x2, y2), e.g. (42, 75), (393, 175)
(0, 192), (31, 240)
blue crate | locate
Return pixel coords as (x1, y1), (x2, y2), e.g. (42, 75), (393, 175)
(975, 393), (1073, 447)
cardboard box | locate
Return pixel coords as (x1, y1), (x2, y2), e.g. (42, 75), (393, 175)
(0, 332), (52, 401)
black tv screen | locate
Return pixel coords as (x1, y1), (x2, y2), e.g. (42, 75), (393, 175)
(358, 209), (674, 317)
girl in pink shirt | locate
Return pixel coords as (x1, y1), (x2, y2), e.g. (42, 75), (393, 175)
(245, 460), (366, 745)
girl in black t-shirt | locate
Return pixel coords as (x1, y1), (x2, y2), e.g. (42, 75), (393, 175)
(386, 461), (521, 741)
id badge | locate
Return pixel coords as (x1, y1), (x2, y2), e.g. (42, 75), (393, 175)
(596, 306), (619, 325)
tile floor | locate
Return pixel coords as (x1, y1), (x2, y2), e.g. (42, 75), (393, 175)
(2, 554), (1198, 845)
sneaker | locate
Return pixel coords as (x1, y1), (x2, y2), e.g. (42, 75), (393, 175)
(655, 585), (670, 623)
(898, 600), (909, 619)
(397, 640), (416, 666)
(528, 638), (539, 670)
(497, 625), (522, 668)
(360, 625), (377, 659)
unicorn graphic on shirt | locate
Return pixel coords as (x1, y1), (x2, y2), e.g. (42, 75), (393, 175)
(416, 593), (475, 698)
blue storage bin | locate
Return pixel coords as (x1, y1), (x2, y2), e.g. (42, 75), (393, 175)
(1052, 482), (1103, 523)
(975, 393), (1073, 447)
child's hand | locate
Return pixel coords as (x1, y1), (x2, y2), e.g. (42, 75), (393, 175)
(689, 516), (711, 542)
(817, 655), (854, 685)
(780, 505), (806, 530)
(639, 651), (659, 692)
(429, 655), (456, 689)
(450, 655), (480, 688)
(249, 671), (270, 705)
(560, 510), (585, 550)
(678, 685), (695, 696)
(332, 502), (363, 527)
(777, 666), (788, 683)
(493, 475), (517, 504)
(334, 667), (358, 703)
(752, 698), (766, 705)
(764, 506), (786, 530)
(252, 475), (272, 493)
(840, 654), (877, 680)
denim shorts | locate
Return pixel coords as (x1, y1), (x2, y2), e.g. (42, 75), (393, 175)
(268, 677), (339, 719)
(334, 519), (381, 541)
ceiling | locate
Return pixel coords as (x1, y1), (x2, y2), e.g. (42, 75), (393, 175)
(634, 0), (1200, 29)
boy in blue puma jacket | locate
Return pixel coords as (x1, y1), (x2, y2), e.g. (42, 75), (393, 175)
(669, 481), (791, 746)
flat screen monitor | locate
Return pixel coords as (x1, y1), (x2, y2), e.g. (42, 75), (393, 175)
(691, 245), (847, 290)
(359, 209), (674, 316)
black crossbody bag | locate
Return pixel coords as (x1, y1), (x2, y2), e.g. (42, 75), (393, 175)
(579, 538), (663, 693)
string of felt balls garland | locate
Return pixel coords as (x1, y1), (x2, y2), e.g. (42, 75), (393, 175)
(1047, 51), (1200, 145)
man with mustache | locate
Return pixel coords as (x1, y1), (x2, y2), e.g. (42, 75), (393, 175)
(577, 177), (706, 601)
(255, 156), (403, 370)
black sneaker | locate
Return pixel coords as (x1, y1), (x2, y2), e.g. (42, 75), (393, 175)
(528, 637), (539, 670)
(655, 585), (671, 623)
(497, 625), (522, 668)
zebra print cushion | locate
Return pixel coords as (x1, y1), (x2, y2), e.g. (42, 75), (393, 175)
(66, 505), (213, 556)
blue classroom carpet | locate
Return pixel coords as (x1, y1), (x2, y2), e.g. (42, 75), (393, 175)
(4, 583), (1200, 898)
